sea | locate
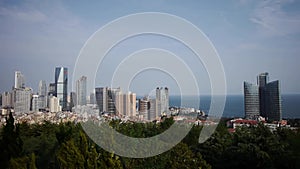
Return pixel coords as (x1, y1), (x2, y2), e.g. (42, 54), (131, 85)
(169, 94), (300, 119)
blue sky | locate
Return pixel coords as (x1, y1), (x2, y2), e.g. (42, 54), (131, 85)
(0, 0), (300, 95)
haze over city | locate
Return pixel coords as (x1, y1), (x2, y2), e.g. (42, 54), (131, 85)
(1, 0), (300, 95)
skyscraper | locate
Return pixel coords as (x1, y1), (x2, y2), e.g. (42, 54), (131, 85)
(70, 92), (76, 110)
(14, 71), (25, 89)
(55, 67), (68, 111)
(12, 71), (31, 113)
(89, 92), (96, 104)
(244, 73), (282, 121)
(31, 95), (40, 112)
(117, 91), (136, 117)
(257, 72), (268, 117)
(48, 83), (56, 96)
(49, 96), (61, 113)
(128, 92), (137, 117)
(38, 80), (47, 109)
(244, 82), (260, 119)
(139, 97), (150, 120)
(95, 87), (108, 112)
(13, 87), (32, 113)
(76, 76), (87, 106)
(264, 80), (282, 121)
(38, 80), (47, 96)
(2, 92), (13, 108)
(257, 73), (282, 121)
(156, 87), (169, 116)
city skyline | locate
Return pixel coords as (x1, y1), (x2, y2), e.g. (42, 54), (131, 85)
(0, 1), (300, 95)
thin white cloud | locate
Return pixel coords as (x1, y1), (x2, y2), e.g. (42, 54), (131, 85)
(250, 0), (300, 36)
(0, 7), (47, 23)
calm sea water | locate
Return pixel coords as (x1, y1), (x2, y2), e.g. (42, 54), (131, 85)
(169, 94), (300, 118)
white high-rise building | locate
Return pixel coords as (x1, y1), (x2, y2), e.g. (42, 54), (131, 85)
(76, 76), (87, 106)
(31, 95), (40, 112)
(49, 96), (61, 113)
(2, 92), (13, 108)
(128, 92), (136, 117)
(38, 80), (47, 96)
(14, 71), (25, 89)
(13, 87), (32, 113)
(38, 80), (47, 109)
(118, 91), (136, 117)
(149, 98), (156, 120)
(156, 87), (169, 116)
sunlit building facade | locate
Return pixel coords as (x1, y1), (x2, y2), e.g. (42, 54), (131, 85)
(55, 67), (68, 110)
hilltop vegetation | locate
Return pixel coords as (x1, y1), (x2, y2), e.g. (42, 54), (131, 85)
(0, 112), (299, 169)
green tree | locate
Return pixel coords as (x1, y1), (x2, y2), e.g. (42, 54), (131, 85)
(9, 153), (37, 169)
(0, 111), (23, 168)
(57, 139), (85, 169)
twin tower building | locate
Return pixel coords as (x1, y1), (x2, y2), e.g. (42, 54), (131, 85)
(244, 72), (282, 121)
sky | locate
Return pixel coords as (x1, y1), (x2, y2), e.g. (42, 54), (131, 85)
(0, 0), (300, 96)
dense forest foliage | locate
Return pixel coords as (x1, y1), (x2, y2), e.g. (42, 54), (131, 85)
(0, 112), (299, 169)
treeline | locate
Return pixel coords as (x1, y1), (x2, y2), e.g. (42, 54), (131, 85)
(0, 112), (299, 169)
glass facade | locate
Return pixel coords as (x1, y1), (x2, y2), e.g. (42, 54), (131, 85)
(244, 73), (282, 121)
(55, 67), (68, 111)
(76, 76), (87, 106)
(244, 82), (260, 119)
(265, 80), (282, 121)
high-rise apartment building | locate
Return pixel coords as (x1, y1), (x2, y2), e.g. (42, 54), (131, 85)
(12, 71), (31, 113)
(156, 87), (169, 116)
(139, 97), (150, 120)
(138, 97), (156, 121)
(76, 76), (87, 106)
(54, 67), (68, 110)
(117, 91), (136, 117)
(13, 87), (32, 113)
(2, 92), (13, 108)
(244, 73), (282, 121)
(49, 96), (61, 113)
(31, 95), (40, 112)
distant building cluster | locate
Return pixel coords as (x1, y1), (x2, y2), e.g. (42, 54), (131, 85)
(95, 87), (137, 117)
(0, 67), (176, 125)
(0, 68), (288, 131)
(244, 72), (282, 121)
(137, 87), (169, 121)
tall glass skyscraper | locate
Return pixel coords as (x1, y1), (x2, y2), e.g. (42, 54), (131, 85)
(244, 73), (282, 121)
(265, 80), (282, 121)
(55, 67), (68, 111)
(244, 82), (260, 119)
(76, 76), (87, 106)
